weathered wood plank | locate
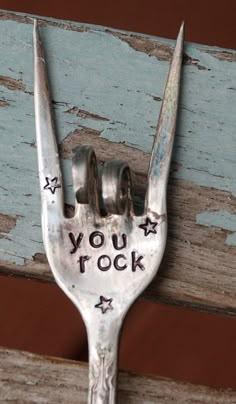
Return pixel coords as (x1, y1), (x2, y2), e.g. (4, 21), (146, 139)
(0, 11), (236, 314)
(0, 347), (236, 403)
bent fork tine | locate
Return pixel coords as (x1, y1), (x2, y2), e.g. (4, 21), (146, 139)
(145, 23), (184, 216)
(101, 160), (133, 215)
(33, 20), (64, 216)
(72, 145), (100, 216)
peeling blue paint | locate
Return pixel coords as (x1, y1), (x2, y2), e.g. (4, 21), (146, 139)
(196, 210), (236, 246)
(0, 15), (236, 264)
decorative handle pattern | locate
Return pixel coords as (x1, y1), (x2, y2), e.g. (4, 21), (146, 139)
(87, 321), (120, 404)
(89, 346), (117, 404)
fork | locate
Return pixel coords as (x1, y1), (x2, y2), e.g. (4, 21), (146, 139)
(33, 20), (184, 404)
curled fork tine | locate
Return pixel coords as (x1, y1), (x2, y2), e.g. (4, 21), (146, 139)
(33, 19), (64, 216)
(72, 145), (99, 215)
(145, 22), (184, 216)
(101, 160), (133, 215)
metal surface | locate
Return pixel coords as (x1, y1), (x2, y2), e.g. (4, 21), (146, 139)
(33, 20), (184, 404)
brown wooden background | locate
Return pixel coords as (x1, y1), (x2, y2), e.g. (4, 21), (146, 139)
(0, 0), (236, 390)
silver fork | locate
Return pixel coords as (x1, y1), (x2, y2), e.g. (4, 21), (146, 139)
(33, 20), (184, 404)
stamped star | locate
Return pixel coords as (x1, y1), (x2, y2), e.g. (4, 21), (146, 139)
(95, 296), (113, 314)
(139, 217), (158, 237)
(44, 177), (61, 194)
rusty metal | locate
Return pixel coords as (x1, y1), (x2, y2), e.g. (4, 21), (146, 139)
(33, 20), (184, 404)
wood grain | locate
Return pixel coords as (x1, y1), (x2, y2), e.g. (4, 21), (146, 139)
(0, 11), (236, 315)
(0, 347), (235, 403)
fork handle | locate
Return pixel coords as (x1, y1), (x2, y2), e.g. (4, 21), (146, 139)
(87, 319), (121, 404)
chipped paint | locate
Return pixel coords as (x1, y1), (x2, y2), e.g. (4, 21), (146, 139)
(0, 213), (17, 237)
(0, 75), (26, 91)
(196, 210), (236, 246)
(107, 30), (174, 61)
(0, 11), (88, 32)
(33, 252), (48, 263)
(205, 50), (236, 62)
(0, 99), (9, 107)
(108, 31), (207, 70)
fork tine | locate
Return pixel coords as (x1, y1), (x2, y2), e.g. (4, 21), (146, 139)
(145, 22), (184, 216)
(33, 19), (64, 216)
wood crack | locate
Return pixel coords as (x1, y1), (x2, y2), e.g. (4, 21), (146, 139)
(65, 107), (109, 121)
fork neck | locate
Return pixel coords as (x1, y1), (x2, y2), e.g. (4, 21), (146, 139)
(86, 316), (122, 404)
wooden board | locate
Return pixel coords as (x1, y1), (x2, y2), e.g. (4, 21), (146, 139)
(0, 347), (235, 403)
(0, 11), (236, 315)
